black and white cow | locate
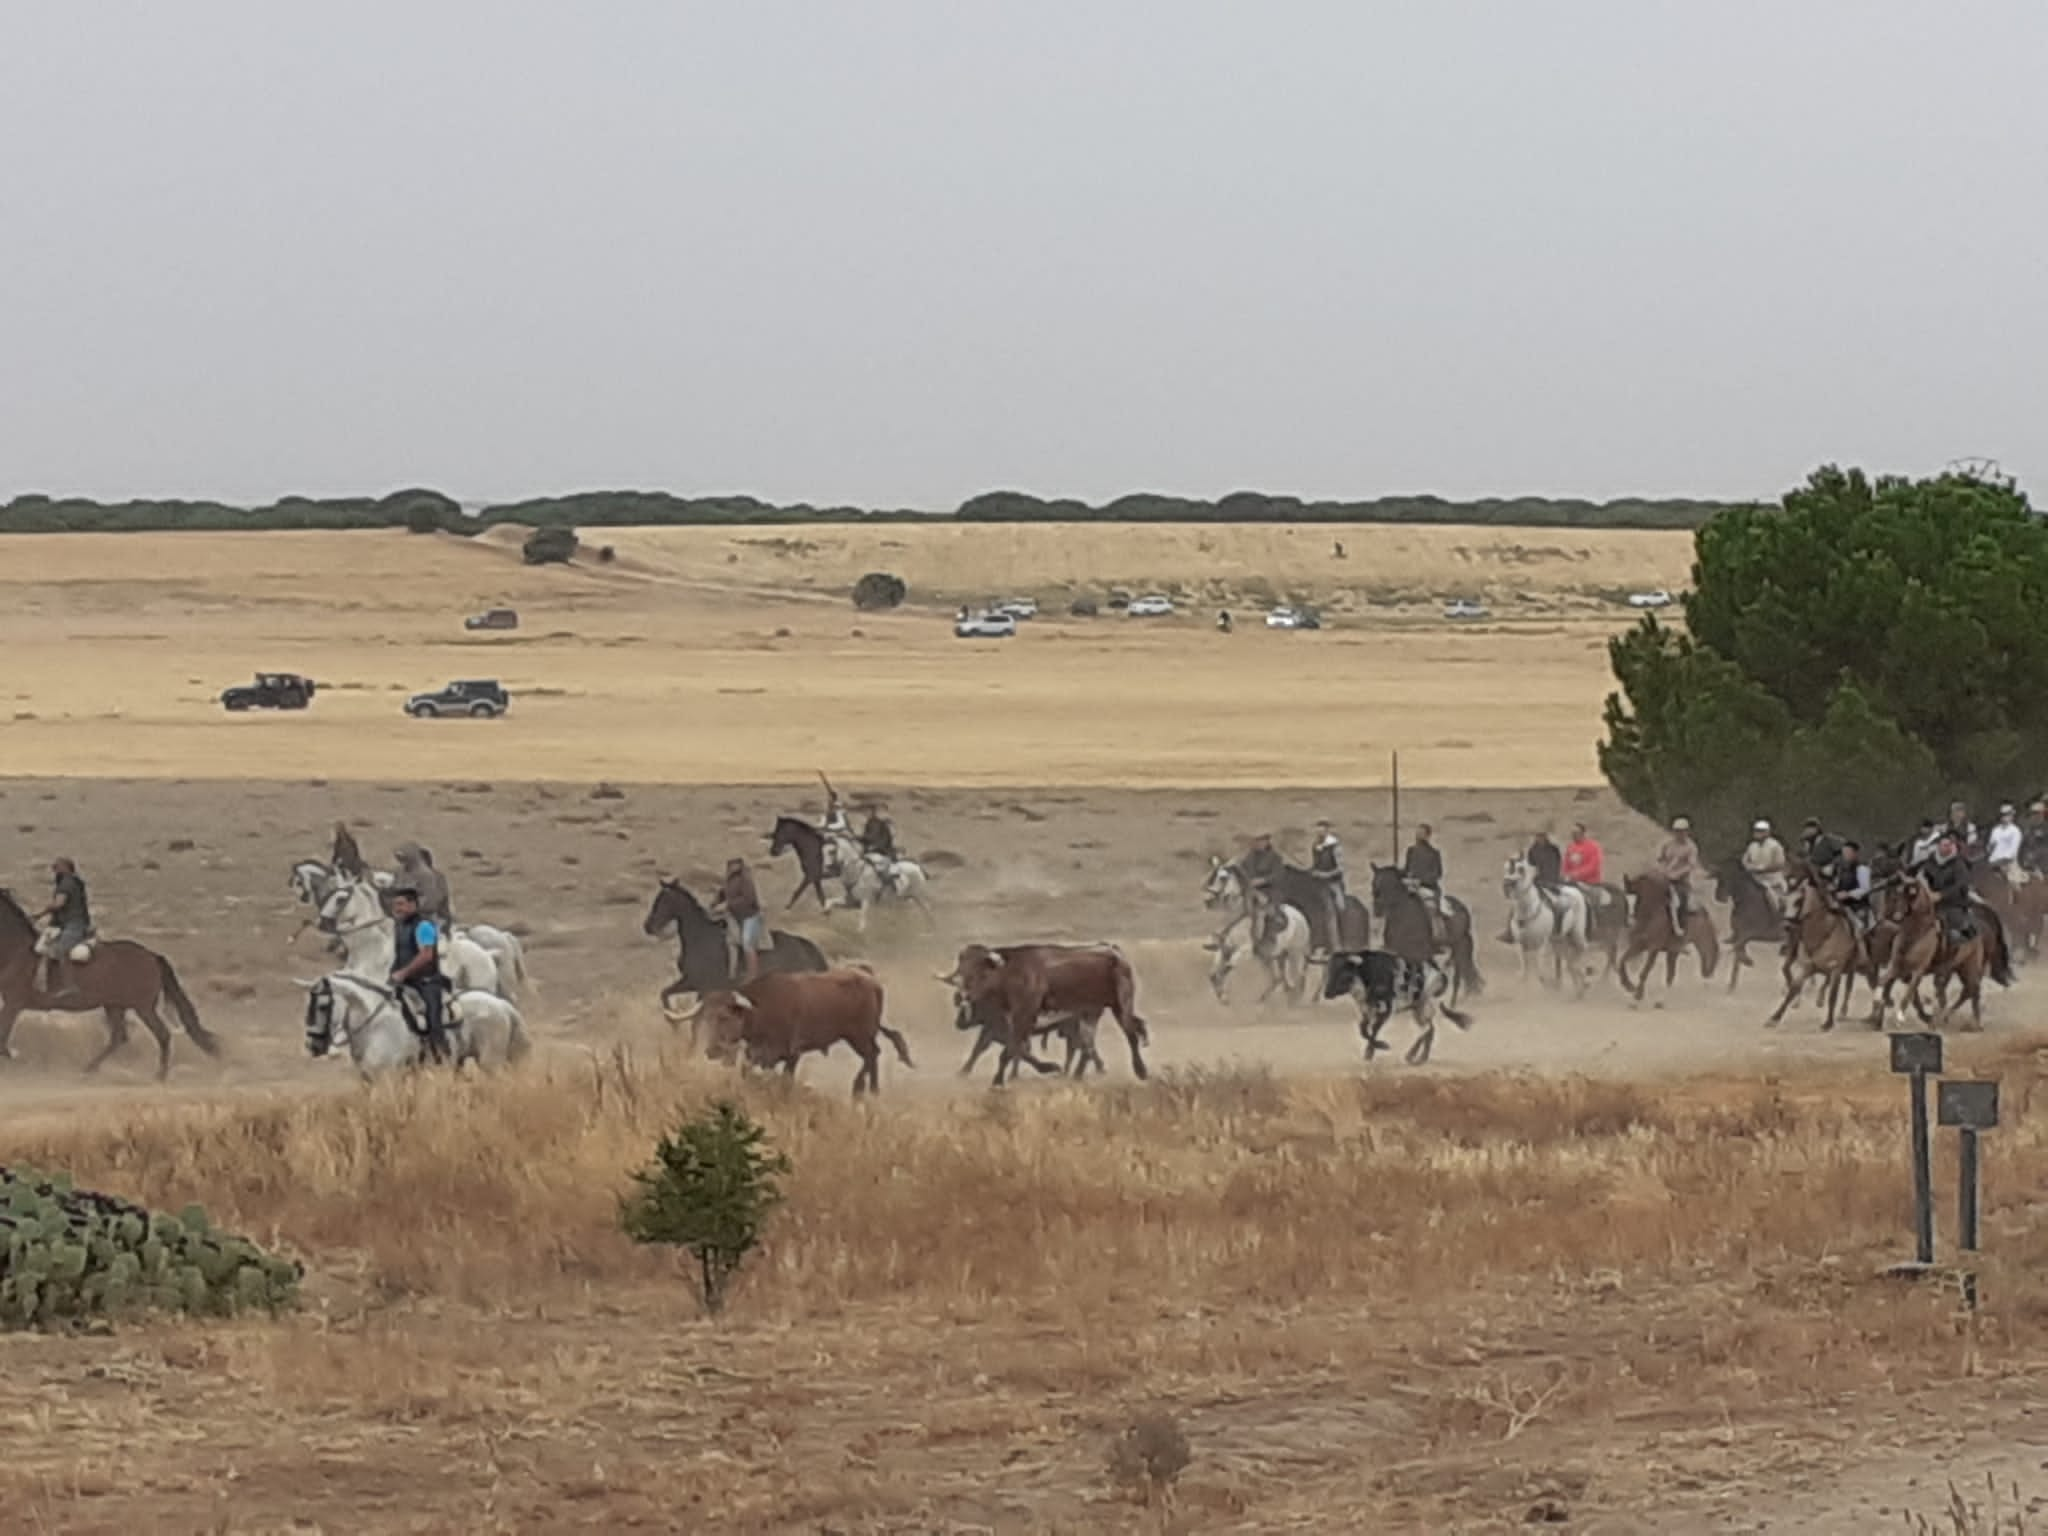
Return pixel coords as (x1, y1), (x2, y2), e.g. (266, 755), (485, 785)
(1323, 949), (1473, 1064)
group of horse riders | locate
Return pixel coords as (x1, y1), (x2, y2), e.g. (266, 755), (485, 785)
(704, 789), (899, 982)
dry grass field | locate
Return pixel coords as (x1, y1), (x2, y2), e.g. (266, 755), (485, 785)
(0, 524), (2040, 1533)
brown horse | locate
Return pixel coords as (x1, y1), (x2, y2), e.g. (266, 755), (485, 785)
(1616, 873), (1720, 1000)
(1881, 881), (2014, 1031)
(0, 889), (219, 1079)
(1766, 870), (1866, 1032)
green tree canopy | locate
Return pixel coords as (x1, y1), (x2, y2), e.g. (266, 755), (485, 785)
(1601, 465), (2044, 854)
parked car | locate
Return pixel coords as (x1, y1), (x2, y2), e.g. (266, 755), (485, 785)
(464, 607), (520, 631)
(405, 679), (510, 718)
(220, 673), (315, 711)
(992, 597), (1038, 621)
(1265, 606), (1322, 631)
(1626, 590), (1674, 609)
(1127, 595), (1175, 617)
(1442, 599), (1490, 620)
(954, 612), (1018, 640)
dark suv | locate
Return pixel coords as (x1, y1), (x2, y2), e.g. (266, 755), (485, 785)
(221, 673), (315, 711)
(404, 679), (510, 719)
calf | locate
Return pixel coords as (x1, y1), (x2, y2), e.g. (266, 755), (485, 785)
(944, 943), (1148, 1086)
(1323, 949), (1472, 1066)
(687, 967), (913, 1096)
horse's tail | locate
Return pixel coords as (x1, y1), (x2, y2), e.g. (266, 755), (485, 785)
(1989, 916), (2016, 988)
(504, 1003), (533, 1063)
(1441, 1005), (1475, 1031)
(157, 956), (221, 1057)
(1451, 927), (1484, 998)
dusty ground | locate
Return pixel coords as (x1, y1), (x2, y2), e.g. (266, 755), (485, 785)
(0, 525), (2040, 1534)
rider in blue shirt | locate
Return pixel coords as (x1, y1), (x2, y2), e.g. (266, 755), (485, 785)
(389, 887), (450, 1062)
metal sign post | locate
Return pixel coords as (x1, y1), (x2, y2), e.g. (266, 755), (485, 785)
(1938, 1080), (2000, 1254)
(1890, 1032), (1943, 1266)
(1389, 751), (1401, 867)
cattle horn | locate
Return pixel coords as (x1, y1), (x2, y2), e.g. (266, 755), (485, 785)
(732, 994), (754, 1012)
(934, 970), (958, 985)
(290, 977), (320, 990)
(662, 994), (704, 1022)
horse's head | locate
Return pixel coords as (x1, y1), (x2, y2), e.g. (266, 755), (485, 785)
(1502, 856), (1530, 898)
(288, 861), (332, 907)
(645, 878), (684, 937)
(1203, 859), (1241, 909)
(767, 816), (817, 860)
(318, 879), (385, 937)
(1368, 864), (1404, 915)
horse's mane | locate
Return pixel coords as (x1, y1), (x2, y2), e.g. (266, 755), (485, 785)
(0, 887), (31, 932)
(772, 814), (821, 843)
(661, 880), (715, 921)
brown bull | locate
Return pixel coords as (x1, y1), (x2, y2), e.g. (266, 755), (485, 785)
(944, 943), (1149, 1087)
(685, 967), (913, 1096)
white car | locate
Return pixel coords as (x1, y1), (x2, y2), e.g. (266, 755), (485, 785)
(953, 612), (1017, 640)
(1264, 607), (1321, 630)
(1627, 589), (1674, 609)
(1442, 599), (1490, 620)
(992, 597), (1038, 621)
(1127, 595), (1175, 617)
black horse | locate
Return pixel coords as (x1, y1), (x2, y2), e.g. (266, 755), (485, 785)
(767, 816), (834, 912)
(1369, 865), (1483, 1005)
(642, 879), (827, 1013)
(1264, 862), (1371, 959)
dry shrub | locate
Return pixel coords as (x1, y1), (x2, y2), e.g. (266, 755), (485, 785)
(1106, 1408), (1192, 1504)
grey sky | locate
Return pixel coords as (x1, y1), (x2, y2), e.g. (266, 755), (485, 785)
(4, 3), (2043, 507)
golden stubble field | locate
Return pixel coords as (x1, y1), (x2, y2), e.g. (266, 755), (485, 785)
(0, 523), (2041, 1534)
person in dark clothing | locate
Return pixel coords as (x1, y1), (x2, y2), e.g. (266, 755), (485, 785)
(1308, 820), (1346, 957)
(1527, 833), (1564, 891)
(1402, 825), (1446, 914)
(1924, 837), (1973, 943)
(712, 857), (766, 982)
(36, 857), (91, 1001)
(1238, 835), (1288, 946)
(388, 887), (450, 1063)
(860, 807), (897, 863)
(1801, 817), (1844, 878)
(1833, 841), (1873, 933)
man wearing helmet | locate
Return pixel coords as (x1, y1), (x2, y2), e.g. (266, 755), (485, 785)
(1986, 804), (2025, 885)
(1741, 818), (1789, 919)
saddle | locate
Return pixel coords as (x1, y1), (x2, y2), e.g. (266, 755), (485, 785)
(35, 928), (96, 964)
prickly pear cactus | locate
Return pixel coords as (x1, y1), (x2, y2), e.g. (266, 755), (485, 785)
(0, 1165), (301, 1331)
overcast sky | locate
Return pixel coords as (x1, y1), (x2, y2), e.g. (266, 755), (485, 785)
(3, 4), (2043, 508)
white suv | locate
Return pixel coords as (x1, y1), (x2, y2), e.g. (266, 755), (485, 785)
(953, 612), (1017, 639)
(1127, 595), (1175, 617)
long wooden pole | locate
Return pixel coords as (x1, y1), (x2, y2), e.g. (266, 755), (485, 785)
(1390, 750), (1401, 864)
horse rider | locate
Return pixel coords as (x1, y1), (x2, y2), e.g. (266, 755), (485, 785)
(1986, 804), (2025, 885)
(35, 856), (92, 1002)
(1908, 817), (1942, 872)
(1526, 831), (1564, 896)
(711, 857), (766, 983)
(1655, 816), (1701, 930)
(860, 804), (898, 863)
(1401, 824), (1447, 916)
(1945, 801), (1980, 861)
(1217, 609), (1233, 633)
(1309, 819), (1346, 953)
(393, 843), (453, 924)
(1924, 835), (1974, 944)
(1742, 819), (1790, 918)
(1240, 834), (1289, 946)
(1833, 841), (1874, 935)
(388, 886), (451, 1063)
(1563, 822), (1606, 905)
(2022, 801), (2048, 874)
(1800, 817), (1844, 879)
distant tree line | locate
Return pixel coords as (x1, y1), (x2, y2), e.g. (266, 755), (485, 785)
(0, 486), (1731, 534)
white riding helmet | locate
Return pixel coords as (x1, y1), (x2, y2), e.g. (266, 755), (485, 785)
(1751, 820), (1771, 836)
(1671, 816), (1692, 832)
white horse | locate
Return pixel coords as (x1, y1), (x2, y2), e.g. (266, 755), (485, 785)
(824, 829), (933, 931)
(1502, 856), (1590, 992)
(296, 972), (528, 1078)
(313, 879), (504, 997)
(1203, 858), (1311, 1005)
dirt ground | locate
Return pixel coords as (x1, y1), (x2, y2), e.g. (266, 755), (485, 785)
(0, 526), (2040, 1534)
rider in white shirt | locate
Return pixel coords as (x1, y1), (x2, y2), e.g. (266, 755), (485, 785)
(1987, 804), (2026, 882)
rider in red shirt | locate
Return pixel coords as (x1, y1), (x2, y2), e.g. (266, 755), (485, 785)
(1563, 822), (1604, 888)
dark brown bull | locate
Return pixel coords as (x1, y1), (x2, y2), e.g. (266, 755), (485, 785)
(944, 943), (1148, 1086)
(684, 967), (913, 1096)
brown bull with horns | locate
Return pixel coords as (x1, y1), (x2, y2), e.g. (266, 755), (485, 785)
(673, 967), (912, 1096)
(940, 943), (1150, 1087)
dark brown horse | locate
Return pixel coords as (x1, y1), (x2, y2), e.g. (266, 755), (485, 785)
(1883, 880), (2014, 1032)
(1369, 865), (1482, 1004)
(1712, 860), (1790, 994)
(1616, 873), (1720, 1000)
(766, 816), (833, 911)
(0, 889), (218, 1079)
(1766, 869), (1865, 1032)
(642, 879), (827, 1019)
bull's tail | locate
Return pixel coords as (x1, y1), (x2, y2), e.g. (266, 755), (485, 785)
(1112, 949), (1150, 1044)
(157, 956), (221, 1057)
(878, 1023), (915, 1068)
